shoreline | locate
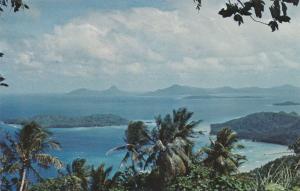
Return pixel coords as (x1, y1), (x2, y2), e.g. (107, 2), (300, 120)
(1, 122), (290, 173)
(5, 121), (290, 147)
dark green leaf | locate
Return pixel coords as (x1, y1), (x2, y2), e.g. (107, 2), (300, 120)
(234, 14), (244, 26)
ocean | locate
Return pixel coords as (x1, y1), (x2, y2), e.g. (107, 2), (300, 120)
(0, 94), (299, 176)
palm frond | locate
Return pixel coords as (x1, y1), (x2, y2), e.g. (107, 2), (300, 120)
(111, 171), (122, 183)
(35, 153), (63, 169)
(144, 152), (157, 170)
(43, 140), (61, 150)
(104, 166), (113, 176)
(66, 164), (72, 175)
(106, 144), (133, 156)
(120, 152), (130, 168)
(29, 165), (44, 181)
(1, 161), (21, 174)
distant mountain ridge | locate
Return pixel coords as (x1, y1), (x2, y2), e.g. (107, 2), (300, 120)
(67, 84), (300, 97)
(144, 84), (300, 97)
(67, 86), (133, 96)
(143, 84), (208, 96)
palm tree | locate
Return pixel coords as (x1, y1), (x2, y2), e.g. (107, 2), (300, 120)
(107, 121), (150, 172)
(289, 137), (300, 155)
(0, 122), (63, 191)
(66, 158), (91, 191)
(288, 137), (300, 169)
(158, 108), (201, 155)
(29, 175), (83, 191)
(109, 108), (200, 184)
(107, 121), (151, 190)
(145, 108), (201, 181)
(201, 128), (246, 176)
(90, 163), (119, 191)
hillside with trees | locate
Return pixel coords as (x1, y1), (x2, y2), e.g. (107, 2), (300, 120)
(4, 114), (129, 128)
(211, 111), (300, 145)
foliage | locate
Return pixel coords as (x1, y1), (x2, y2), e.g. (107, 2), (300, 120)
(0, 1), (30, 87)
(107, 121), (149, 172)
(145, 108), (201, 181)
(1, 0), (299, 32)
(194, 0), (299, 31)
(125, 121), (150, 146)
(289, 137), (300, 154)
(201, 128), (246, 176)
(167, 163), (255, 191)
(66, 158), (91, 191)
(0, 122), (62, 191)
(2, 108), (300, 191)
(114, 167), (163, 191)
(251, 155), (300, 190)
(108, 108), (201, 188)
(64, 159), (120, 191)
(115, 167), (150, 191)
(211, 111), (300, 145)
(0, 0), (29, 12)
(29, 175), (83, 191)
(90, 163), (118, 191)
(264, 183), (285, 191)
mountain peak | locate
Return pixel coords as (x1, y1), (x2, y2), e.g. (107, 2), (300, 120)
(101, 85), (132, 96)
(166, 84), (199, 90)
(67, 86), (132, 96)
(169, 84), (182, 88)
(67, 88), (99, 95)
(144, 84), (207, 96)
(107, 85), (119, 91)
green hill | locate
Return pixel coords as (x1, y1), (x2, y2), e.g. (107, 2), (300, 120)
(4, 114), (129, 128)
(211, 112), (300, 145)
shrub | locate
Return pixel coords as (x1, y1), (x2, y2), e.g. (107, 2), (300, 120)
(167, 163), (255, 191)
(30, 176), (82, 191)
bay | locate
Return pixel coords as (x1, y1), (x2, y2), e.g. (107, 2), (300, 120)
(1, 94), (298, 176)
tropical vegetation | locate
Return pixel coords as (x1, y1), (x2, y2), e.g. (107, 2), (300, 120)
(0, 122), (63, 191)
(211, 111), (300, 145)
(1, 108), (300, 191)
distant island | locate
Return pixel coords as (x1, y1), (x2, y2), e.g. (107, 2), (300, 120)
(67, 84), (300, 97)
(67, 86), (134, 96)
(4, 114), (129, 128)
(210, 111), (300, 145)
(183, 95), (263, 99)
(143, 84), (300, 97)
(143, 84), (208, 96)
(273, 101), (300, 106)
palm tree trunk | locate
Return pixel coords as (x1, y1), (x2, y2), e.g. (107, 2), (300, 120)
(19, 168), (27, 191)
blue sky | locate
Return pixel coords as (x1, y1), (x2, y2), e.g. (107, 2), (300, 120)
(1, 0), (300, 93)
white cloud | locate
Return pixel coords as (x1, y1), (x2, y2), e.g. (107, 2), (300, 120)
(3, 0), (300, 92)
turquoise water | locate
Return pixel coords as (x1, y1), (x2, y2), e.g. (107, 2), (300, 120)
(0, 94), (299, 176)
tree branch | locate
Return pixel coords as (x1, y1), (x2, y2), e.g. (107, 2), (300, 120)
(236, 0), (269, 26)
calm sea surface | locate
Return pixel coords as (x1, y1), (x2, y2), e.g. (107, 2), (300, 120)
(1, 94), (299, 176)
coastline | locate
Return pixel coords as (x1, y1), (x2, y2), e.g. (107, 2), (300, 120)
(0, 121), (290, 173)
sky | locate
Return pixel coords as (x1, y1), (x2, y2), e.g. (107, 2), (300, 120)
(0, 0), (300, 93)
